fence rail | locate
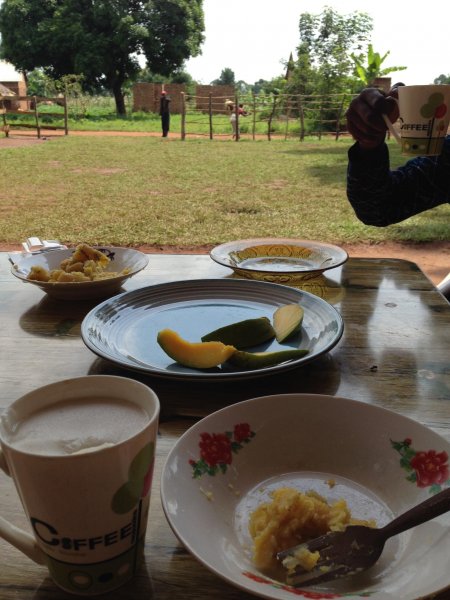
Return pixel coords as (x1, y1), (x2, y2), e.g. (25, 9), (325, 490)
(0, 95), (68, 138)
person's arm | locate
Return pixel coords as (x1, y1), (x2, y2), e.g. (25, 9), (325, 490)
(346, 84), (450, 225)
(347, 137), (450, 225)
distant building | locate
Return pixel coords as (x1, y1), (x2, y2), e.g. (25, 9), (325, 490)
(0, 60), (27, 109)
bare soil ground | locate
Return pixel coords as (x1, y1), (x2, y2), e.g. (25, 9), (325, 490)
(1, 132), (448, 286)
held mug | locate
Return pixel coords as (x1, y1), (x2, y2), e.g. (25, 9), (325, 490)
(395, 84), (450, 156)
(0, 375), (160, 596)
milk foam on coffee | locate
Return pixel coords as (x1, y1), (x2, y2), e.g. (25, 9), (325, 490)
(6, 397), (148, 456)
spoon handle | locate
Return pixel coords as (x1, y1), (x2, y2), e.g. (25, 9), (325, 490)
(382, 487), (450, 540)
(382, 113), (401, 144)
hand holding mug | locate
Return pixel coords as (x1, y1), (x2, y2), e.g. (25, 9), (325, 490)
(346, 84), (403, 150)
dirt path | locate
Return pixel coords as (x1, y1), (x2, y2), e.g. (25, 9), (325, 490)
(1, 132), (448, 286)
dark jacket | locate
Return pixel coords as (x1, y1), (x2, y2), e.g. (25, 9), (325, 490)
(347, 136), (450, 226)
(159, 96), (170, 116)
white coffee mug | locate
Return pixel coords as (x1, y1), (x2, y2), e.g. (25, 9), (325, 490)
(397, 84), (450, 155)
(0, 375), (160, 595)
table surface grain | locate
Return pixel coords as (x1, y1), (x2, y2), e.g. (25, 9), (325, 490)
(0, 253), (449, 600)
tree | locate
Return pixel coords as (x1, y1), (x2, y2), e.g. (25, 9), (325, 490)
(0, 0), (205, 115)
(434, 74), (450, 85)
(26, 69), (57, 97)
(211, 68), (235, 86)
(251, 79), (270, 95)
(289, 7), (373, 96)
(351, 44), (406, 87)
(137, 67), (194, 85)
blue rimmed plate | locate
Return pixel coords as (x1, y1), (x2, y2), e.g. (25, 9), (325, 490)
(81, 279), (343, 381)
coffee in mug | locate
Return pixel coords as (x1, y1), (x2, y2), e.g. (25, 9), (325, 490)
(0, 375), (160, 596)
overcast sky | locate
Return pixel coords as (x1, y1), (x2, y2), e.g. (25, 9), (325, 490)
(1, 0), (448, 87)
(185, 0), (449, 85)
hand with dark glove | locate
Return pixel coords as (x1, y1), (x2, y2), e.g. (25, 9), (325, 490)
(346, 83), (404, 150)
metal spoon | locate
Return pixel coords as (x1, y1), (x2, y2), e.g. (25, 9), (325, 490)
(277, 487), (450, 587)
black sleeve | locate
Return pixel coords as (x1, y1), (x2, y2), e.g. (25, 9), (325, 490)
(346, 137), (450, 226)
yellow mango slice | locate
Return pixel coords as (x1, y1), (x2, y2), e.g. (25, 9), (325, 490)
(157, 329), (236, 369)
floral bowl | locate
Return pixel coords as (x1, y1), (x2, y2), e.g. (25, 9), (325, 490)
(11, 246), (149, 300)
(161, 394), (450, 600)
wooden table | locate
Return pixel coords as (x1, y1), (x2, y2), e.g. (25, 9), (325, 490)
(0, 253), (449, 599)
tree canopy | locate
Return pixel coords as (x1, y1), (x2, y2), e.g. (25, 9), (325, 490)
(0, 0), (205, 114)
(434, 74), (450, 85)
(288, 7), (373, 96)
(211, 68), (235, 86)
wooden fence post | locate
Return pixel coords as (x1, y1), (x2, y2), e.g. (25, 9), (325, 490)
(252, 93), (256, 140)
(267, 95), (278, 141)
(298, 95), (305, 141)
(318, 96), (324, 140)
(63, 94), (69, 135)
(0, 102), (8, 138)
(181, 92), (186, 140)
(284, 96), (290, 140)
(235, 93), (239, 141)
(335, 94), (345, 140)
(208, 93), (213, 140)
(33, 96), (40, 139)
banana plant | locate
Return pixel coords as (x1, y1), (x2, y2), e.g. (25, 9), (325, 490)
(351, 44), (406, 86)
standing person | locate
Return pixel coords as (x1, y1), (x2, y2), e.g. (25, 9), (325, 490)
(160, 90), (171, 137)
(225, 100), (248, 139)
(238, 103), (248, 116)
(345, 83), (450, 298)
(225, 100), (237, 139)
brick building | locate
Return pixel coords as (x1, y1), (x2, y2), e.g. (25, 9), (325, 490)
(132, 83), (236, 114)
(133, 83), (185, 113)
(0, 61), (27, 110)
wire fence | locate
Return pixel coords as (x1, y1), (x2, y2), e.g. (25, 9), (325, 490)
(1, 89), (365, 141)
(181, 91), (355, 141)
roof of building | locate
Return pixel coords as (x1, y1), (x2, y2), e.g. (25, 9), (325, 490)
(0, 82), (15, 96)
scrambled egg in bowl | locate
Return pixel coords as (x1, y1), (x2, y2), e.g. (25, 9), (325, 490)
(249, 487), (375, 577)
(27, 243), (127, 283)
(12, 244), (149, 299)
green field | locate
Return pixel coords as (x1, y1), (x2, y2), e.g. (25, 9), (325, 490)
(0, 135), (448, 247)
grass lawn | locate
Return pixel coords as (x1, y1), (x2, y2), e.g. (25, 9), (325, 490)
(0, 136), (448, 247)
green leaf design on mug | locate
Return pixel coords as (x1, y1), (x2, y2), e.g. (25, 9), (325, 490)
(111, 442), (155, 514)
(420, 93), (445, 118)
(129, 443), (154, 479)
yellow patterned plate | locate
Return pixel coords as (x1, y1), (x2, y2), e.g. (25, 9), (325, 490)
(210, 238), (348, 283)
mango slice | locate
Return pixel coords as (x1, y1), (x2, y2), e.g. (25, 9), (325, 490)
(157, 329), (236, 369)
(273, 304), (304, 343)
(227, 348), (309, 369)
(201, 317), (275, 349)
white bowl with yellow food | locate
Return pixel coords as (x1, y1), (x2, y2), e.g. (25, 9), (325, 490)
(161, 393), (450, 600)
(11, 244), (149, 300)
